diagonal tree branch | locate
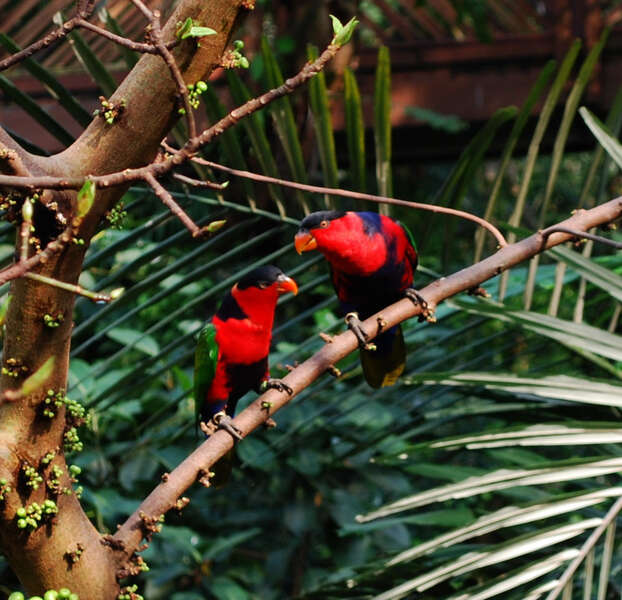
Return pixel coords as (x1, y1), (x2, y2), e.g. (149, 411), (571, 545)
(113, 195), (622, 558)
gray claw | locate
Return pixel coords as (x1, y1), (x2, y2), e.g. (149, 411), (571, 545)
(345, 312), (376, 351)
(212, 411), (243, 441)
(261, 378), (293, 395)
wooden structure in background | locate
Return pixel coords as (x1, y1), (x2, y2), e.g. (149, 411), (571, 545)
(0, 0), (621, 158)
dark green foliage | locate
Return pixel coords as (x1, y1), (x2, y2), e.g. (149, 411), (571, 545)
(1, 19), (621, 600)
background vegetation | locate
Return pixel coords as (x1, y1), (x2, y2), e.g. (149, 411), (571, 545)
(0, 1), (621, 599)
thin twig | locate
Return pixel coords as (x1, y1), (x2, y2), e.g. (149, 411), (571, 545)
(24, 272), (115, 303)
(0, 18), (79, 71)
(0, 41), (347, 195)
(188, 156), (509, 249)
(541, 225), (622, 249)
(112, 195), (622, 558)
(74, 18), (176, 54)
(144, 173), (204, 237)
(173, 172), (229, 190)
(0, 225), (73, 286)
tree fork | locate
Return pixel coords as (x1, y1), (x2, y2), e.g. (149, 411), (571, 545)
(0, 0), (245, 596)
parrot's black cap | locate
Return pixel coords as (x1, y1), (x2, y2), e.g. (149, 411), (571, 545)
(237, 265), (287, 290)
(299, 210), (346, 231)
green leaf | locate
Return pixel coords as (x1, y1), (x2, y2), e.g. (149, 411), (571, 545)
(0, 33), (91, 127)
(405, 107), (468, 133)
(106, 327), (160, 357)
(357, 456), (622, 521)
(226, 70), (287, 217)
(203, 86), (256, 206)
(0, 75), (74, 146)
(307, 44), (339, 206)
(176, 17), (193, 40)
(77, 179), (96, 218)
(21, 357), (55, 396)
(453, 298), (622, 363)
(374, 520), (599, 598)
(99, 9), (138, 68)
(474, 59), (557, 261)
(405, 372), (622, 407)
(344, 68), (366, 195)
(498, 39), (581, 300)
(580, 105), (622, 170)
(330, 15), (359, 46)
(187, 26), (216, 38)
(260, 38), (309, 212)
(374, 46), (392, 199)
(0, 294), (11, 328)
(547, 244), (622, 303)
(380, 488), (620, 566)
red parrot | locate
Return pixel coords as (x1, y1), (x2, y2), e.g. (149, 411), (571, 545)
(295, 210), (425, 388)
(194, 265), (298, 482)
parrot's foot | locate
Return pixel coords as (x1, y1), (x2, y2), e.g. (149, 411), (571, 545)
(405, 288), (436, 323)
(345, 312), (376, 351)
(212, 411), (243, 441)
(260, 378), (293, 395)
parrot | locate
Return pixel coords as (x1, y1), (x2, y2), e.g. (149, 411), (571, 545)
(194, 265), (298, 484)
(294, 210), (428, 388)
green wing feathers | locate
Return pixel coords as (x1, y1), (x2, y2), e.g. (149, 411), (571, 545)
(194, 323), (219, 424)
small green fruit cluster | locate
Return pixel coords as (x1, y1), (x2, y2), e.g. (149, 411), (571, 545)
(16, 499), (58, 530)
(106, 202), (127, 229)
(43, 313), (63, 328)
(42, 389), (63, 418)
(178, 80), (208, 115)
(0, 193), (17, 211)
(47, 464), (64, 494)
(117, 584), (143, 600)
(2, 358), (28, 378)
(23, 464), (43, 490)
(41, 450), (56, 465)
(222, 40), (249, 69)
(8, 587), (78, 600)
(63, 427), (83, 454)
(93, 97), (126, 125)
(43, 389), (87, 422)
(0, 477), (12, 500)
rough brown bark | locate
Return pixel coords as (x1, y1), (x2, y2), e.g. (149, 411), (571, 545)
(0, 1), (244, 597)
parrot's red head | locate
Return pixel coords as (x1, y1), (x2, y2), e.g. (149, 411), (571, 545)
(295, 211), (390, 275)
(231, 265), (298, 325)
(294, 210), (349, 254)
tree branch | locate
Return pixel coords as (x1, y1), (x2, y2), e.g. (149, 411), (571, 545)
(113, 196), (622, 557)
(184, 156), (510, 249)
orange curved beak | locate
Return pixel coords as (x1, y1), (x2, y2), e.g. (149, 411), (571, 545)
(295, 231), (317, 254)
(276, 275), (298, 296)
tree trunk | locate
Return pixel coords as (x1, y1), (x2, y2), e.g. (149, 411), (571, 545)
(0, 1), (244, 596)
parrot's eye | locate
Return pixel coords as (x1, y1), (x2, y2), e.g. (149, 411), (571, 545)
(258, 281), (270, 289)
(320, 220), (329, 228)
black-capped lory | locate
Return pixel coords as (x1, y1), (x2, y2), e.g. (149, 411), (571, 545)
(295, 211), (428, 388)
(194, 265), (297, 483)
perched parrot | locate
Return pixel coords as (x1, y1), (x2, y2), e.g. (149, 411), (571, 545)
(294, 210), (426, 388)
(194, 265), (298, 483)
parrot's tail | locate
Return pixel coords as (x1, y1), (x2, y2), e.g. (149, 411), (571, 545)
(360, 324), (406, 388)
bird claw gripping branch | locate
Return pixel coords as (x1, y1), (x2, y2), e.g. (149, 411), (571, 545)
(345, 312), (377, 351)
(211, 411), (243, 442)
(260, 378), (293, 395)
(405, 288), (436, 323)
